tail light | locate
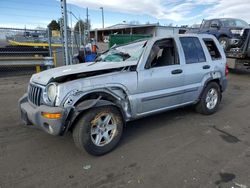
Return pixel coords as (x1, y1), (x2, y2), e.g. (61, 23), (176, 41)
(225, 63), (229, 77)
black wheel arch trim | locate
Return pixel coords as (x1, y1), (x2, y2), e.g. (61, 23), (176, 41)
(198, 78), (222, 101)
(63, 98), (127, 134)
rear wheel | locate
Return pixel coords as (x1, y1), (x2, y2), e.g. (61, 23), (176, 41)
(195, 82), (221, 115)
(73, 106), (123, 156)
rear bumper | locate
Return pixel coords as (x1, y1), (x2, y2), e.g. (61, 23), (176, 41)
(19, 94), (70, 136)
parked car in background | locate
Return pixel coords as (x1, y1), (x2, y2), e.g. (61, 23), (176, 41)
(199, 18), (250, 50)
(19, 34), (228, 155)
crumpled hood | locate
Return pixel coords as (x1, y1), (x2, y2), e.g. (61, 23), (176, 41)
(31, 61), (137, 85)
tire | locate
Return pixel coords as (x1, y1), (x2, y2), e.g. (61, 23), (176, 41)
(219, 37), (230, 51)
(73, 106), (123, 156)
(195, 82), (221, 115)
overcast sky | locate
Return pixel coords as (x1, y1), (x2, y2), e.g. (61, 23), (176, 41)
(0, 0), (250, 29)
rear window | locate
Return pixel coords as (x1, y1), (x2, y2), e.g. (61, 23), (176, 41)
(180, 37), (206, 64)
(203, 39), (221, 60)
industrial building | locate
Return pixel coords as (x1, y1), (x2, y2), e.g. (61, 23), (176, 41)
(90, 23), (188, 42)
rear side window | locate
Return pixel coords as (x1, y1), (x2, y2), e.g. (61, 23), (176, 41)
(180, 37), (206, 64)
(203, 39), (222, 60)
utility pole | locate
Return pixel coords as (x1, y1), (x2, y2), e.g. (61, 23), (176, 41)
(70, 6), (73, 63)
(86, 7), (89, 44)
(100, 7), (104, 28)
(86, 8), (89, 31)
(47, 27), (52, 57)
(60, 0), (69, 65)
(79, 16), (82, 45)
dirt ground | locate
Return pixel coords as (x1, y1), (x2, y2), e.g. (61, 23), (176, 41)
(0, 71), (250, 188)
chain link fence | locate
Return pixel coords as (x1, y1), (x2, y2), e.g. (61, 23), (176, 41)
(66, 29), (82, 64)
(0, 27), (84, 77)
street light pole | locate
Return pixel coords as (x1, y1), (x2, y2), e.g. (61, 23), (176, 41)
(100, 7), (104, 28)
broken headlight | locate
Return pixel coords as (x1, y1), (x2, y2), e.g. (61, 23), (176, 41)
(44, 83), (58, 105)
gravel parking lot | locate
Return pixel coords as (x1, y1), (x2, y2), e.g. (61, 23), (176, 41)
(0, 72), (250, 188)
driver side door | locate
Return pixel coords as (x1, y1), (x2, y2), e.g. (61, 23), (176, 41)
(136, 38), (185, 115)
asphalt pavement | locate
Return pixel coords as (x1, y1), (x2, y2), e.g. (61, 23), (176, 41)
(0, 72), (250, 188)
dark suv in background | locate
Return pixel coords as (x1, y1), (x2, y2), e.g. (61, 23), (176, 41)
(199, 18), (250, 51)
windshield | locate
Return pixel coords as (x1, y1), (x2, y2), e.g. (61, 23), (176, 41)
(95, 40), (147, 63)
(221, 19), (249, 27)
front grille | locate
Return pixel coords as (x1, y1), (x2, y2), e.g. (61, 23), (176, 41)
(28, 84), (42, 106)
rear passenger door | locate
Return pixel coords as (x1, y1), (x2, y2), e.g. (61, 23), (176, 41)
(179, 37), (212, 103)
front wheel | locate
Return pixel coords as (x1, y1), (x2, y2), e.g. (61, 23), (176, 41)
(73, 106), (123, 156)
(195, 82), (221, 115)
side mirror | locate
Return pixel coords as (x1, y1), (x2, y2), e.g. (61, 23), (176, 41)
(211, 23), (219, 28)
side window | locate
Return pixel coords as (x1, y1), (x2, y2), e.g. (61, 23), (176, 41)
(210, 20), (219, 28)
(203, 38), (222, 60)
(180, 37), (206, 64)
(146, 38), (179, 69)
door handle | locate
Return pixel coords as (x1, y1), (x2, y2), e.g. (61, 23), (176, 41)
(203, 65), (210, 69)
(171, 69), (183, 74)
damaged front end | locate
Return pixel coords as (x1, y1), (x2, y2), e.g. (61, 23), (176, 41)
(20, 39), (147, 136)
(62, 87), (133, 134)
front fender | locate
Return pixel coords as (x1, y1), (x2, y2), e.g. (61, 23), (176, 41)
(76, 98), (115, 112)
(64, 98), (127, 133)
(63, 87), (126, 108)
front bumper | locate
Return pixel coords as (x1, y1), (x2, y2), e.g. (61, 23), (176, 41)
(19, 94), (70, 136)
